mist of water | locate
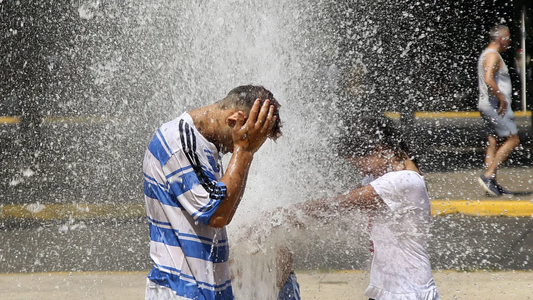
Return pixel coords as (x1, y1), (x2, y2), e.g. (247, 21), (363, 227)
(75, 1), (366, 298)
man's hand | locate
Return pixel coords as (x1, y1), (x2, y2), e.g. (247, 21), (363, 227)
(210, 99), (277, 228)
(497, 100), (508, 116)
(232, 99), (276, 154)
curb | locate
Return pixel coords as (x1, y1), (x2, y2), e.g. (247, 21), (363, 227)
(431, 199), (533, 218)
(1, 111), (530, 125)
(384, 110), (532, 119)
(1, 200), (532, 221)
(0, 203), (145, 221)
(0, 115), (124, 125)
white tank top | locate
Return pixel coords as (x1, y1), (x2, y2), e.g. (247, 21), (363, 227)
(478, 49), (512, 109)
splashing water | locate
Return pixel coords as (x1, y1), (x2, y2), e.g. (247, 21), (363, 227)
(76, 1), (366, 297)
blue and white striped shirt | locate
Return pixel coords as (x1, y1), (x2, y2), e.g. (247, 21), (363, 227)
(143, 112), (233, 300)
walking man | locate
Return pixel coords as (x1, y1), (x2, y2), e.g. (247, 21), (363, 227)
(477, 25), (520, 196)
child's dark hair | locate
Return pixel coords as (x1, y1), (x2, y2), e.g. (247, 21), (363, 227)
(336, 114), (411, 162)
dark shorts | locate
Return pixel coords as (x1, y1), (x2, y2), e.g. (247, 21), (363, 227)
(278, 272), (301, 300)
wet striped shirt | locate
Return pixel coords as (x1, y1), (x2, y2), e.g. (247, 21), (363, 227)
(143, 112), (232, 300)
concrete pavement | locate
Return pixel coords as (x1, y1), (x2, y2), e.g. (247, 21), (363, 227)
(425, 167), (533, 217)
(1, 270), (532, 300)
(1, 167), (533, 274)
(1, 167), (533, 299)
(424, 167), (533, 201)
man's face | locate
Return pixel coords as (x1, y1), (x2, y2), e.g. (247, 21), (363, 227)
(219, 110), (249, 154)
(500, 29), (511, 51)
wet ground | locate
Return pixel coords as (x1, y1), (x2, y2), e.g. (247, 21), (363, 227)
(425, 167), (533, 200)
(0, 176), (533, 273)
(1, 270), (532, 300)
(1, 167), (532, 274)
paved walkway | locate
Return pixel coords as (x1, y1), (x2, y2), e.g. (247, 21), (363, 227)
(424, 167), (533, 217)
(1, 270), (532, 300)
(1, 167), (532, 299)
(424, 167), (533, 201)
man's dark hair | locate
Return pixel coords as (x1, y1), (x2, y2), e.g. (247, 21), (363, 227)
(219, 85), (282, 139)
(336, 114), (410, 161)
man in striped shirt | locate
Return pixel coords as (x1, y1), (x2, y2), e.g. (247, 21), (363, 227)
(143, 85), (285, 300)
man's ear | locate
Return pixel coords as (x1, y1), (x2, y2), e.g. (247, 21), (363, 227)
(226, 111), (241, 128)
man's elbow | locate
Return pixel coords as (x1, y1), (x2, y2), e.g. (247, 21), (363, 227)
(484, 77), (495, 86)
(209, 216), (228, 228)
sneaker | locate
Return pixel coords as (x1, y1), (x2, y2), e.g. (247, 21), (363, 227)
(495, 182), (513, 195)
(478, 175), (501, 197)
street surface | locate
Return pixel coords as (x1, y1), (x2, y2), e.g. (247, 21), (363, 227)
(1, 270), (532, 300)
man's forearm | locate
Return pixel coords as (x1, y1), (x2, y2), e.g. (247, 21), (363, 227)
(226, 169), (249, 224)
(209, 147), (253, 227)
(486, 79), (506, 103)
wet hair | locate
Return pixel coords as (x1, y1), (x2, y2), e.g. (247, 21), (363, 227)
(490, 25), (509, 41)
(336, 114), (410, 162)
(218, 85), (282, 140)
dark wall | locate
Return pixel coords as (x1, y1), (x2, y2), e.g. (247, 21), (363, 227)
(0, 2), (163, 118)
(0, 2), (78, 117)
(334, 0), (532, 113)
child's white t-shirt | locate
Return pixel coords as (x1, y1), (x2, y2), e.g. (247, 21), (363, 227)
(366, 170), (440, 300)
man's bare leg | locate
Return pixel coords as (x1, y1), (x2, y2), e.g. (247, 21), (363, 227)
(484, 134), (520, 179)
(484, 135), (498, 175)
